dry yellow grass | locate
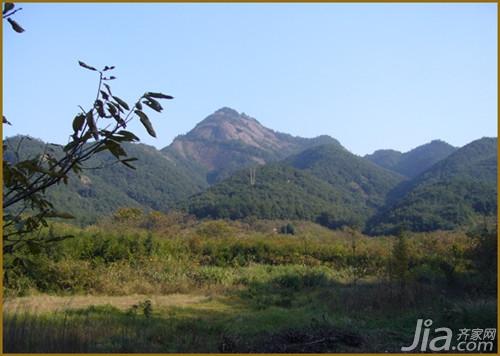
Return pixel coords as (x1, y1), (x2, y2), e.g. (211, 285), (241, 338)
(3, 293), (210, 314)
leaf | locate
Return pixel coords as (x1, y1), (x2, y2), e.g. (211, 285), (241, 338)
(106, 102), (118, 117)
(3, 116), (12, 125)
(145, 92), (174, 100)
(3, 3), (14, 14)
(120, 157), (138, 169)
(111, 101), (124, 113)
(107, 104), (125, 129)
(100, 90), (109, 101)
(95, 100), (106, 118)
(71, 163), (82, 174)
(116, 130), (140, 142)
(114, 117), (126, 128)
(135, 102), (143, 110)
(135, 110), (156, 138)
(7, 18), (24, 33)
(112, 96), (130, 110)
(78, 60), (97, 71)
(81, 130), (94, 142)
(103, 83), (112, 96)
(105, 140), (127, 158)
(63, 140), (78, 152)
(86, 111), (99, 140)
(72, 114), (85, 132)
(143, 98), (163, 113)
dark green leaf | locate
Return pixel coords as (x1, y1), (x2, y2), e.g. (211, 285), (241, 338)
(120, 157), (138, 169)
(63, 140), (78, 152)
(111, 101), (125, 113)
(135, 102), (143, 110)
(72, 114), (85, 132)
(120, 162), (135, 169)
(103, 83), (112, 96)
(100, 90), (109, 101)
(143, 98), (163, 113)
(95, 100), (106, 118)
(78, 61), (97, 71)
(112, 96), (130, 110)
(3, 116), (12, 125)
(115, 117), (126, 128)
(105, 140), (127, 158)
(116, 130), (140, 142)
(7, 18), (24, 33)
(86, 111), (99, 140)
(71, 163), (82, 174)
(106, 103), (118, 117)
(3, 3), (14, 14)
(145, 92), (174, 100)
(135, 110), (156, 137)
(107, 103), (126, 127)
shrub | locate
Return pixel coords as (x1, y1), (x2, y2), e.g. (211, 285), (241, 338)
(279, 224), (295, 235)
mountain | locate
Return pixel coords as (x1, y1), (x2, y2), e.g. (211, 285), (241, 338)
(184, 164), (351, 222)
(367, 137), (497, 234)
(284, 144), (404, 210)
(5, 109), (495, 234)
(185, 143), (405, 226)
(4, 136), (207, 224)
(162, 107), (341, 183)
(365, 140), (457, 178)
(364, 149), (402, 171)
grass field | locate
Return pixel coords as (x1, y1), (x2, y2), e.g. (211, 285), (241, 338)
(3, 215), (497, 352)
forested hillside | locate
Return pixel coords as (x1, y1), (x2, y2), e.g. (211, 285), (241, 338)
(365, 140), (457, 178)
(186, 144), (405, 227)
(367, 137), (497, 234)
(4, 136), (207, 224)
(4, 121), (495, 233)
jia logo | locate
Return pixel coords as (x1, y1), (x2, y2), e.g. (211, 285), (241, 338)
(401, 319), (496, 352)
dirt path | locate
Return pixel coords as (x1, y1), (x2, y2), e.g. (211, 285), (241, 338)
(3, 294), (210, 314)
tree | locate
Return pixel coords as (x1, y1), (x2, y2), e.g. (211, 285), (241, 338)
(468, 223), (497, 293)
(279, 223), (295, 235)
(2, 3), (25, 35)
(3, 4), (174, 254)
(390, 230), (410, 304)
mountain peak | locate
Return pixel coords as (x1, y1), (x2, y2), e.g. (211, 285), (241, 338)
(213, 107), (240, 117)
(198, 107), (260, 127)
(162, 108), (345, 184)
(429, 139), (445, 144)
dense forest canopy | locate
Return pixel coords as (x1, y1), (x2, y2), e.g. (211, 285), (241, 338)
(5, 110), (497, 235)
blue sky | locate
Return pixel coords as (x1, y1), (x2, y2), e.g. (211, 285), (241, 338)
(3, 3), (497, 155)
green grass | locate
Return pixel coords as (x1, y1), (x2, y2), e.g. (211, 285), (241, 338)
(4, 283), (496, 352)
(3, 217), (497, 352)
